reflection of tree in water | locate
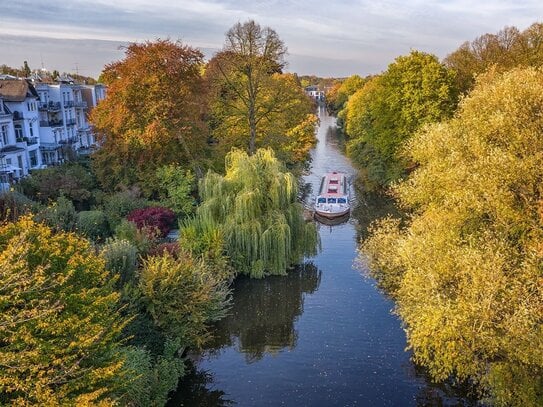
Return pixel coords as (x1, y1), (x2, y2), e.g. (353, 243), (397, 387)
(167, 359), (233, 407)
(205, 262), (322, 362)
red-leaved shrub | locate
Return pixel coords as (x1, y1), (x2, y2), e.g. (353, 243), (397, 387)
(126, 206), (175, 238)
(149, 242), (180, 258)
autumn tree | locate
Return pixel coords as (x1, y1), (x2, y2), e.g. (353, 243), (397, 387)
(445, 23), (543, 93)
(206, 20), (316, 167)
(345, 51), (458, 188)
(0, 218), (127, 405)
(90, 40), (207, 194)
(362, 67), (543, 406)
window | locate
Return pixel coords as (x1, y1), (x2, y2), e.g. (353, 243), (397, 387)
(17, 155), (23, 173)
(29, 150), (37, 167)
(317, 197), (326, 204)
(0, 124), (8, 145)
(14, 124), (23, 140)
(29, 125), (33, 138)
(338, 198), (347, 204)
(327, 198), (337, 204)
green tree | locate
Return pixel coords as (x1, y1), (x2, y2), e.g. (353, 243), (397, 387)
(345, 51), (458, 187)
(182, 148), (319, 278)
(328, 74), (367, 115)
(0, 218), (127, 405)
(362, 67), (543, 406)
(155, 165), (196, 218)
(90, 39), (208, 194)
(206, 20), (315, 165)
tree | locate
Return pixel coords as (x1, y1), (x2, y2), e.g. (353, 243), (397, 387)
(327, 74), (367, 115)
(90, 40), (208, 194)
(182, 148), (319, 278)
(345, 51), (458, 187)
(206, 20), (315, 163)
(362, 67), (543, 406)
(0, 218), (127, 405)
(444, 23), (543, 94)
(22, 60), (31, 77)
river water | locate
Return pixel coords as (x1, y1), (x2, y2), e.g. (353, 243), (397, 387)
(170, 108), (473, 406)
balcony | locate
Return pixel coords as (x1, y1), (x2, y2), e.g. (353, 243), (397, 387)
(39, 101), (62, 111)
(75, 100), (88, 109)
(65, 118), (77, 126)
(64, 100), (74, 108)
(12, 111), (24, 121)
(27, 136), (39, 145)
(39, 119), (64, 127)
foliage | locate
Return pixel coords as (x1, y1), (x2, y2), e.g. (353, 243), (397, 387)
(102, 188), (149, 230)
(362, 67), (543, 406)
(0, 191), (40, 221)
(155, 165), (196, 218)
(328, 74), (367, 115)
(184, 148), (319, 278)
(139, 252), (231, 347)
(114, 219), (156, 256)
(206, 20), (316, 168)
(19, 162), (97, 210)
(101, 238), (138, 286)
(77, 210), (110, 242)
(90, 39), (208, 194)
(148, 242), (180, 258)
(127, 206), (176, 238)
(345, 51), (458, 188)
(445, 23), (543, 94)
(36, 195), (77, 232)
(0, 217), (126, 405)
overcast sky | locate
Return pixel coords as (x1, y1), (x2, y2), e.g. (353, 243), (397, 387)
(1, 0), (542, 78)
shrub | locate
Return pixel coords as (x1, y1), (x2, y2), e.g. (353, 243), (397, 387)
(127, 206), (175, 238)
(114, 219), (156, 255)
(103, 189), (149, 230)
(36, 195), (77, 232)
(0, 190), (40, 221)
(77, 210), (110, 242)
(101, 238), (138, 285)
(149, 242), (180, 258)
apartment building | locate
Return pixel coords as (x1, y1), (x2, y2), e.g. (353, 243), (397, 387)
(0, 77), (105, 190)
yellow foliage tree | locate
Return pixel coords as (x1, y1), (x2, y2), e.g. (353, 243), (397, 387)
(0, 218), (126, 405)
(363, 67), (543, 406)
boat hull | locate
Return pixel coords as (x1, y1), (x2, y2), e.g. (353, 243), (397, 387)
(314, 207), (350, 219)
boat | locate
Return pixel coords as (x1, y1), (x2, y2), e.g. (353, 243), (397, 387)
(314, 172), (350, 219)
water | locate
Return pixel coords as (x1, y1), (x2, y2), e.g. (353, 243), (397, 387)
(170, 108), (474, 406)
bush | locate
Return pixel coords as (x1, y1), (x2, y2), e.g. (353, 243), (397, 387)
(0, 191), (40, 221)
(114, 219), (156, 256)
(77, 210), (110, 241)
(139, 252), (231, 347)
(36, 195), (77, 232)
(101, 238), (138, 285)
(103, 189), (149, 230)
(127, 206), (175, 238)
(148, 242), (180, 258)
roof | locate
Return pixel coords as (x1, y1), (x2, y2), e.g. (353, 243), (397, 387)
(0, 79), (39, 102)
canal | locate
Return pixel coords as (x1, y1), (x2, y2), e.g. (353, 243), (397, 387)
(170, 108), (473, 406)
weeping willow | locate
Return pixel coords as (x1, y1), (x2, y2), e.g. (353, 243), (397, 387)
(183, 148), (319, 278)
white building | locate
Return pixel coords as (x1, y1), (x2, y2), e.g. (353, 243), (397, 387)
(305, 85), (325, 102)
(0, 77), (105, 188)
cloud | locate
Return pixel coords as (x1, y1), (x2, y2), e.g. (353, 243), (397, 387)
(1, 0), (542, 77)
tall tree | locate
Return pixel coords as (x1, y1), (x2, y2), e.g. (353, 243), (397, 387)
(345, 51), (458, 188)
(90, 40), (207, 194)
(206, 20), (315, 162)
(363, 67), (543, 406)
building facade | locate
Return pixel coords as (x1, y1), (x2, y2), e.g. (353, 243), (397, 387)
(0, 78), (105, 191)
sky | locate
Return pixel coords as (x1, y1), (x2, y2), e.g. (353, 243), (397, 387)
(0, 0), (542, 79)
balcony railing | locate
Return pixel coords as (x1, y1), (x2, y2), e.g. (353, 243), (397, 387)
(39, 120), (64, 127)
(27, 136), (39, 145)
(39, 101), (62, 111)
(65, 118), (77, 126)
(12, 111), (24, 121)
(75, 100), (88, 109)
(64, 100), (74, 108)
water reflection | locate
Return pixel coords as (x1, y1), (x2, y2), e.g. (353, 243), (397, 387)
(204, 262), (322, 362)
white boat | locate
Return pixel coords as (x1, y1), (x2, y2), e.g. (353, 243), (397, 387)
(314, 172), (350, 219)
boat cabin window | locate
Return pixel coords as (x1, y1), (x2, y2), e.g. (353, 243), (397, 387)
(329, 178), (339, 184)
(327, 198), (337, 204)
(317, 197), (326, 203)
(327, 185), (338, 193)
(338, 197), (347, 204)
